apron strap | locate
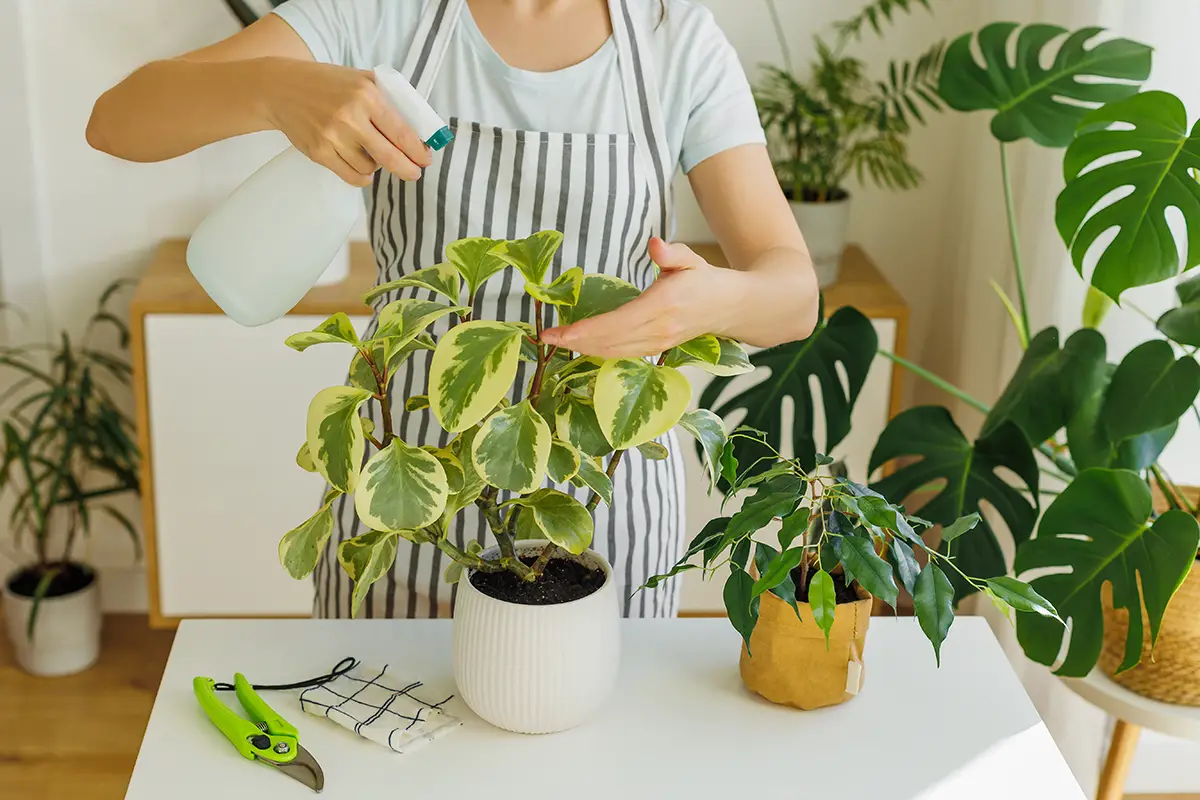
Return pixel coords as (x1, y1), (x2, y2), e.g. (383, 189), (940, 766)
(401, 0), (466, 97)
(608, 0), (672, 239)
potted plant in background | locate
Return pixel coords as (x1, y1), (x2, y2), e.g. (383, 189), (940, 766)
(278, 229), (748, 733)
(755, 0), (944, 286)
(647, 430), (1057, 709)
(701, 20), (1200, 699)
(0, 283), (142, 676)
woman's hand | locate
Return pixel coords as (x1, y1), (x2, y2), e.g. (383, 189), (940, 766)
(263, 60), (432, 187)
(541, 238), (745, 358)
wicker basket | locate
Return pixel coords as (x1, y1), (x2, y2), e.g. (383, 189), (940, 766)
(1099, 561), (1200, 706)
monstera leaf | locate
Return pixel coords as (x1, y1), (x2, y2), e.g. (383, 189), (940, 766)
(700, 306), (876, 475)
(870, 406), (1039, 600)
(981, 327), (1106, 445)
(1057, 92), (1200, 301)
(938, 23), (1150, 147)
(1015, 469), (1200, 677)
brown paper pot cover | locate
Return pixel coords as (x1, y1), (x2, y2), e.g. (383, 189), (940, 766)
(740, 583), (873, 710)
(1100, 562), (1200, 706)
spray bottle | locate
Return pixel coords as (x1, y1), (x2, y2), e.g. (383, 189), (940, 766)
(186, 66), (453, 327)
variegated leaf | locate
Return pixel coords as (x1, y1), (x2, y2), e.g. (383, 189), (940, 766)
(285, 312), (360, 351)
(678, 408), (728, 490)
(555, 355), (605, 383)
(678, 334), (721, 364)
(560, 274), (641, 325)
(423, 446), (464, 493)
(278, 500), (335, 579)
(364, 262), (461, 305)
(306, 386), (373, 492)
(355, 439), (449, 531)
(348, 333), (435, 392)
(406, 395), (430, 412)
(594, 358), (691, 449)
(359, 416), (375, 436)
(555, 394), (612, 457)
(444, 559), (465, 584)
(376, 298), (467, 347)
(665, 337), (754, 376)
(429, 321), (525, 432)
(472, 400), (551, 493)
(548, 438), (581, 482)
(572, 456), (613, 505)
(505, 488), (594, 554)
(637, 441), (669, 460)
(491, 230), (564, 285)
(338, 530), (399, 618)
(296, 442), (317, 473)
(445, 237), (509, 300)
(526, 267), (583, 307)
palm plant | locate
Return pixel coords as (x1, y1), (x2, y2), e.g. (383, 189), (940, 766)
(1, 282), (141, 634)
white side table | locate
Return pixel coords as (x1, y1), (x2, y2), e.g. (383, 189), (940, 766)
(1063, 672), (1200, 800)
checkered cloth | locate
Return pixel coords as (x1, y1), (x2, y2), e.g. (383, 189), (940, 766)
(299, 663), (462, 753)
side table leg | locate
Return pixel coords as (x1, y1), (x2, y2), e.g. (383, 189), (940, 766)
(1096, 719), (1141, 800)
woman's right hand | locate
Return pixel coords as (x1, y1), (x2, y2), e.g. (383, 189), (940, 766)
(262, 59), (432, 187)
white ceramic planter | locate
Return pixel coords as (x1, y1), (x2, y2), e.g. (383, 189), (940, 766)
(3, 566), (102, 676)
(790, 196), (851, 287)
(452, 540), (620, 734)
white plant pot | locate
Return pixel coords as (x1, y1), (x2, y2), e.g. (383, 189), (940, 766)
(452, 540), (620, 734)
(790, 196), (852, 287)
(3, 565), (101, 677)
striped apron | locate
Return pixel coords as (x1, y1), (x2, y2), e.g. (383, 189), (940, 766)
(315, 0), (685, 620)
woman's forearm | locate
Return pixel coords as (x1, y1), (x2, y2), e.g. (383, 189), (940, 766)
(722, 245), (820, 348)
(87, 57), (281, 162)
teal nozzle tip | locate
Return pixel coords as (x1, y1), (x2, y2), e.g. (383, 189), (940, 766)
(426, 126), (454, 151)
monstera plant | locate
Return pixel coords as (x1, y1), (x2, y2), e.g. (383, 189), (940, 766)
(700, 21), (1200, 679)
(277, 230), (744, 614)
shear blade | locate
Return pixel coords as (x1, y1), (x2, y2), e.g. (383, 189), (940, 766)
(263, 745), (325, 793)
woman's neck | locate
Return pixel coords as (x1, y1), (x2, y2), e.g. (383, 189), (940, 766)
(467, 0), (612, 73)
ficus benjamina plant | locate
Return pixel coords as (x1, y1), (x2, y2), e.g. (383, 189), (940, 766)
(704, 20), (1200, 679)
(644, 430), (1060, 663)
(277, 230), (749, 615)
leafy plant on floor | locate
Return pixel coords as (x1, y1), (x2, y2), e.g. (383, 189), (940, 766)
(756, 0), (945, 201)
(0, 282), (142, 635)
(700, 22), (1200, 678)
(280, 231), (747, 615)
(646, 430), (1059, 663)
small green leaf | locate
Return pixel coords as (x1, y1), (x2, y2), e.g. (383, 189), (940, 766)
(559, 274), (641, 325)
(548, 439), (581, 483)
(472, 400), (552, 493)
(641, 562), (698, 590)
(555, 395), (613, 458)
(666, 336), (754, 376)
(444, 237), (508, 300)
(278, 502), (335, 580)
(838, 534), (898, 607)
(573, 455), (613, 505)
(365, 262), (461, 305)
(423, 446), (464, 493)
(306, 386), (374, 493)
(678, 334), (721, 364)
(359, 416), (375, 436)
(719, 443), (738, 487)
(855, 495), (899, 529)
(723, 568), (759, 650)
(505, 489), (594, 554)
(809, 569), (837, 646)
(986, 576), (1061, 621)
(941, 513), (981, 545)
(296, 442), (316, 473)
(444, 559), (465, 585)
(355, 439), (449, 532)
(429, 321), (525, 433)
(677, 409), (727, 492)
(778, 508), (810, 550)
(636, 441), (669, 460)
(375, 298), (467, 347)
(526, 266), (583, 307)
(491, 230), (564, 285)
(406, 395), (429, 412)
(338, 530), (400, 618)
(593, 358), (691, 449)
(755, 542), (801, 619)
(285, 312), (360, 352)
(751, 546), (806, 600)
(914, 562), (955, 666)
(887, 539), (921, 595)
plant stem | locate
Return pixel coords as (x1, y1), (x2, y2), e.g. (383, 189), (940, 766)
(530, 300), (551, 403)
(436, 539), (506, 573)
(1153, 464), (1197, 516)
(999, 142), (1032, 347)
(586, 449), (627, 512)
(61, 507), (81, 565)
(529, 543), (560, 578)
(877, 349), (991, 415)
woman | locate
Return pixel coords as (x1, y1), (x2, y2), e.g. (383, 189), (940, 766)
(88, 0), (819, 619)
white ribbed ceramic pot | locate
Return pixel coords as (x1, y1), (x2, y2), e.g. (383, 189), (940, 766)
(790, 196), (851, 287)
(452, 540), (620, 734)
(2, 565), (101, 677)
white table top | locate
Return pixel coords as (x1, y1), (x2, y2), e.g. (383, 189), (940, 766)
(1064, 670), (1200, 740)
(127, 618), (1084, 800)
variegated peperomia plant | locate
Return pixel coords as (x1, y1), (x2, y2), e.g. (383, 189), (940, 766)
(278, 230), (749, 614)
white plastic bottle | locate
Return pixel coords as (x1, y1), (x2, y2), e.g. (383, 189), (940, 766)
(186, 66), (453, 327)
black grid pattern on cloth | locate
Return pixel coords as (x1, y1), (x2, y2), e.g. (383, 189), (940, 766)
(298, 666), (456, 751)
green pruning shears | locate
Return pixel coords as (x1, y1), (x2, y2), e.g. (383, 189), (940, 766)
(194, 674), (325, 793)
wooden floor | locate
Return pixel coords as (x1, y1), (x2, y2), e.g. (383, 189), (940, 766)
(0, 615), (175, 800)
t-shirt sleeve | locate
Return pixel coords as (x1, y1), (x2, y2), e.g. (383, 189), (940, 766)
(677, 9), (766, 173)
(270, 0), (390, 68)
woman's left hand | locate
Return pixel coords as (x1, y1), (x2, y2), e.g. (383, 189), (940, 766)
(540, 238), (741, 358)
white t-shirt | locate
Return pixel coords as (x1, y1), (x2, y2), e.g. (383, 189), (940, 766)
(271, 0), (765, 173)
